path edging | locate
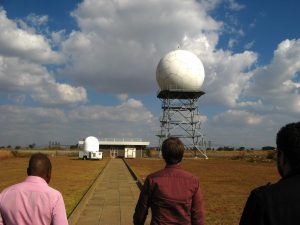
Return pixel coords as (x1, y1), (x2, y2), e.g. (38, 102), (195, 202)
(122, 158), (144, 190)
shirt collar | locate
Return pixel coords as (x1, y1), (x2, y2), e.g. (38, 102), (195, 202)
(165, 163), (181, 169)
(25, 176), (48, 185)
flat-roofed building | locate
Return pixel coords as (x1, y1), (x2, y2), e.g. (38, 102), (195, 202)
(99, 138), (150, 158)
(79, 137), (150, 158)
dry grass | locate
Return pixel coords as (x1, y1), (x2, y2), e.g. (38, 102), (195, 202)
(0, 156), (109, 216)
(0, 150), (14, 160)
(125, 158), (279, 225)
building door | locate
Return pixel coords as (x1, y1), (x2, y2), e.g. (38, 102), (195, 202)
(110, 149), (118, 158)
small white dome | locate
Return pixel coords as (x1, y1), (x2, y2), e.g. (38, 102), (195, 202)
(156, 50), (205, 91)
(84, 136), (99, 152)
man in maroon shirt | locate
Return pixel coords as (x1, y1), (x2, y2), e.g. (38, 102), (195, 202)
(133, 137), (204, 225)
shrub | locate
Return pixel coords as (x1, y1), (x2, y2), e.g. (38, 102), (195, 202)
(231, 151), (245, 160)
(262, 146), (276, 150)
(0, 150), (14, 159)
(146, 149), (159, 157)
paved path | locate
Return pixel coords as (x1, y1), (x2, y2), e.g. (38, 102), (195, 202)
(68, 159), (151, 225)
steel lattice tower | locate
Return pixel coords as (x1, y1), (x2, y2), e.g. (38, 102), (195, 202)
(157, 90), (208, 159)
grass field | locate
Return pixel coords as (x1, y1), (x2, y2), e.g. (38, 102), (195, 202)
(0, 151), (279, 224)
(0, 156), (109, 216)
(125, 158), (280, 225)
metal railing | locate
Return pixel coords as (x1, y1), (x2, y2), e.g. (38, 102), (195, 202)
(99, 138), (146, 142)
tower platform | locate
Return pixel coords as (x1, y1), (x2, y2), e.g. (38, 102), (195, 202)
(157, 90), (205, 99)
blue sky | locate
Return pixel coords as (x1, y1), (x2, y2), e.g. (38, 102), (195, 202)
(0, 0), (299, 148)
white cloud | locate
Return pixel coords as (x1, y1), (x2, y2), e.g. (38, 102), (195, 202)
(200, 50), (257, 107)
(67, 98), (157, 143)
(51, 30), (67, 45)
(226, 0), (245, 11)
(116, 93), (128, 102)
(0, 56), (87, 105)
(0, 0), (298, 149)
(0, 98), (157, 146)
(244, 40), (255, 50)
(195, 114), (208, 123)
(245, 39), (300, 114)
(60, 0), (259, 111)
(69, 98), (153, 123)
(61, 0), (222, 93)
(32, 82), (87, 105)
(0, 9), (64, 64)
(0, 105), (68, 146)
(204, 39), (300, 147)
(0, 105), (67, 124)
(26, 13), (48, 26)
(206, 109), (297, 148)
(213, 110), (262, 126)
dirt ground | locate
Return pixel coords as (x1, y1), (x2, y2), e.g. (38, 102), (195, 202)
(125, 158), (279, 225)
(0, 153), (279, 224)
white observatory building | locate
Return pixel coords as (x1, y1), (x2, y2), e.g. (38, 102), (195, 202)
(156, 50), (208, 158)
(79, 136), (102, 159)
(84, 136), (100, 152)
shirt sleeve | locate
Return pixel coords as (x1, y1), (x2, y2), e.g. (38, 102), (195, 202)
(0, 210), (3, 225)
(133, 177), (151, 225)
(0, 192), (3, 225)
(239, 189), (265, 225)
(52, 192), (69, 225)
(191, 180), (204, 225)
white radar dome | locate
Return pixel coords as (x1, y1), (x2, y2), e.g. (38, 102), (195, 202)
(156, 50), (205, 91)
(84, 136), (99, 152)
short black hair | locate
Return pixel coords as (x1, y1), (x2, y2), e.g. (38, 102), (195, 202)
(276, 122), (300, 169)
(162, 137), (185, 164)
(27, 153), (52, 178)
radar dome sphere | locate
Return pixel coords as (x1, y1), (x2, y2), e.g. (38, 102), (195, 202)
(84, 136), (99, 152)
(156, 50), (205, 91)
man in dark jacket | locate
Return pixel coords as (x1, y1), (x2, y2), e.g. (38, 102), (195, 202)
(133, 137), (204, 225)
(240, 122), (300, 225)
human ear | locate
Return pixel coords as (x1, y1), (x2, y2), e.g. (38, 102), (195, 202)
(46, 169), (52, 184)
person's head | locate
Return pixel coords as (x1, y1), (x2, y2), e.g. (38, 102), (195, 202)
(27, 153), (52, 183)
(161, 137), (185, 165)
(276, 122), (300, 177)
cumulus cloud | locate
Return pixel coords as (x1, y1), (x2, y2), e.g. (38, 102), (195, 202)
(0, 56), (87, 105)
(25, 13), (49, 26)
(212, 110), (262, 126)
(244, 40), (255, 50)
(0, 105), (67, 124)
(67, 97), (157, 142)
(200, 50), (257, 107)
(0, 9), (64, 64)
(0, 97), (157, 146)
(69, 98), (154, 123)
(51, 30), (67, 45)
(0, 105), (68, 146)
(226, 0), (245, 11)
(207, 109), (297, 148)
(203, 39), (300, 147)
(1, 0), (299, 149)
(59, 0), (259, 111)
(116, 93), (128, 102)
(245, 39), (300, 114)
(60, 0), (222, 93)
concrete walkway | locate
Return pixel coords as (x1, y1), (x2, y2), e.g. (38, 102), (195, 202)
(68, 159), (151, 225)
